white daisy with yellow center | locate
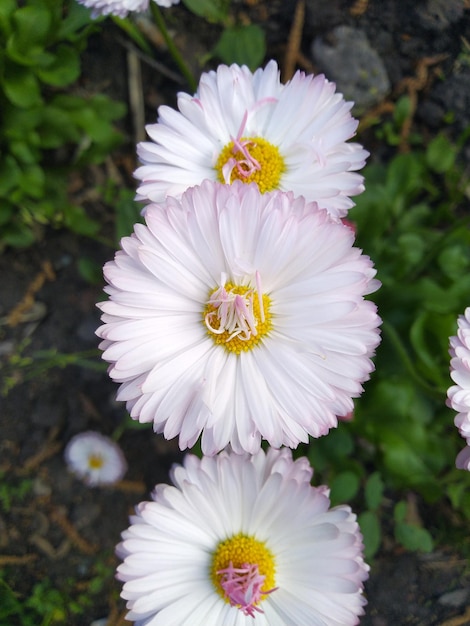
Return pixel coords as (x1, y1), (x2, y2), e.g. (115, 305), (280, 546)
(97, 180), (381, 455)
(116, 448), (369, 625)
(135, 60), (368, 219)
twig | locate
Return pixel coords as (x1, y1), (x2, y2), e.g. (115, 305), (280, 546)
(127, 48), (147, 144)
(20, 426), (62, 473)
(116, 35), (185, 85)
(282, 0), (305, 82)
(6, 261), (55, 328)
(49, 507), (97, 555)
(350, 0), (369, 17)
(439, 607), (470, 626)
(0, 554), (37, 566)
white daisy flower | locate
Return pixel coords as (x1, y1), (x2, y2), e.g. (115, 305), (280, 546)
(117, 447), (369, 626)
(64, 431), (127, 486)
(447, 307), (470, 468)
(76, 0), (179, 19)
(135, 60), (368, 220)
(97, 180), (381, 455)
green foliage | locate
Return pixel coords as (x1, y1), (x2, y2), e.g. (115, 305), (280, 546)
(0, 557), (115, 625)
(0, 338), (105, 396)
(0, 0), (125, 249)
(0, 473), (33, 513)
(213, 24), (266, 70)
(179, 0), (267, 71)
(308, 130), (470, 556)
(394, 501), (434, 553)
(182, 0), (230, 22)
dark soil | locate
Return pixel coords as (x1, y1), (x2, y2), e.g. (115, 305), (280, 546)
(1, 1), (470, 624)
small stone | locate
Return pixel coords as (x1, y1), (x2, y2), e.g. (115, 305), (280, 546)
(416, 0), (464, 31)
(311, 26), (390, 113)
(438, 588), (470, 608)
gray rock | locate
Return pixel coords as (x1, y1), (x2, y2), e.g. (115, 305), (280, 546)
(438, 587), (470, 607)
(416, 0), (465, 31)
(311, 26), (390, 113)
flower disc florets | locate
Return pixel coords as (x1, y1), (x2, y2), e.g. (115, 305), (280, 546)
(135, 60), (369, 219)
(116, 448), (369, 625)
(97, 180), (381, 455)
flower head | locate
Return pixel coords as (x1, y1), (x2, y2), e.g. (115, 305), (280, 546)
(117, 448), (369, 625)
(135, 60), (368, 219)
(76, 0), (178, 18)
(64, 431), (127, 486)
(97, 180), (381, 455)
(447, 307), (470, 469)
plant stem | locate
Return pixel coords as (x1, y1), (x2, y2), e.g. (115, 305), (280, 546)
(149, 3), (197, 92)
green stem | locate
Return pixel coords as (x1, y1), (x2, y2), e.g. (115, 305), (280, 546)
(149, 3), (197, 92)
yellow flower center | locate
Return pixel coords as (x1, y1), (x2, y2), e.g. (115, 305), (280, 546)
(215, 136), (285, 193)
(211, 533), (276, 612)
(88, 454), (104, 470)
(203, 274), (272, 355)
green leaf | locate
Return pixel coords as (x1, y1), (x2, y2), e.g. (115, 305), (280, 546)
(213, 24), (266, 70)
(6, 5), (51, 65)
(393, 95), (412, 127)
(0, 156), (21, 195)
(182, 0), (229, 22)
(19, 165), (45, 199)
(0, 221), (36, 248)
(438, 244), (470, 280)
(358, 510), (381, 559)
(114, 190), (144, 241)
(0, 0), (15, 37)
(0, 202), (14, 226)
(77, 257), (103, 285)
(393, 500), (407, 523)
(57, 1), (96, 41)
(9, 138), (40, 165)
(426, 134), (457, 173)
(36, 44), (81, 87)
(63, 205), (99, 237)
(364, 472), (384, 511)
(38, 106), (81, 148)
(385, 153), (425, 203)
(87, 93), (127, 121)
(329, 470), (360, 505)
(3, 62), (42, 107)
(395, 521), (434, 553)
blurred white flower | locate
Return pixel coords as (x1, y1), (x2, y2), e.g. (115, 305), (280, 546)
(135, 60), (368, 219)
(76, 0), (179, 19)
(64, 431), (127, 486)
(117, 448), (369, 625)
